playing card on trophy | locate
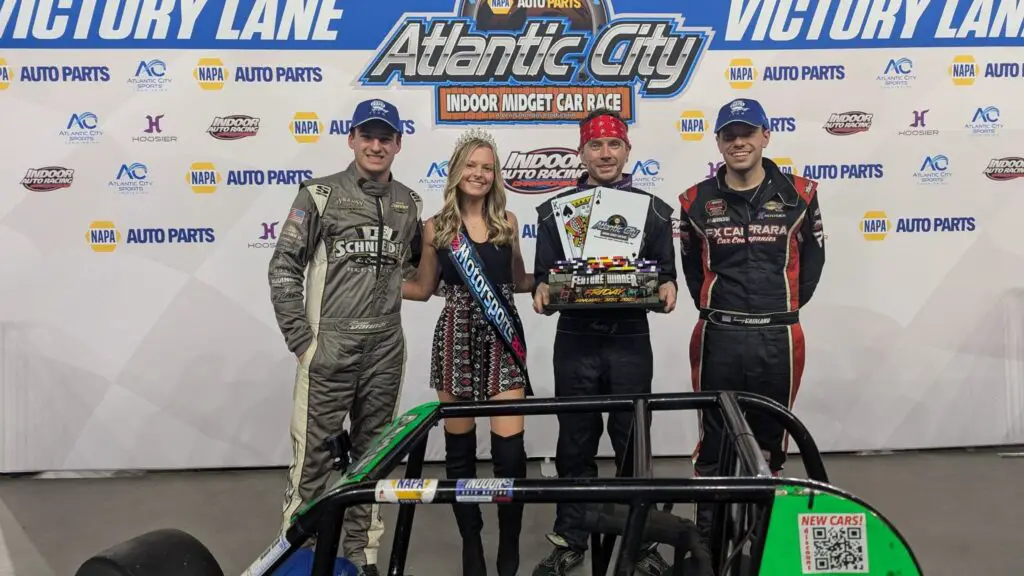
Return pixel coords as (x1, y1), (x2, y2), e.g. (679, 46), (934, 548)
(581, 187), (651, 259)
(550, 189), (596, 260)
(543, 187), (664, 311)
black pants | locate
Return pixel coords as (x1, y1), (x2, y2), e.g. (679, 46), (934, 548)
(689, 319), (806, 536)
(551, 317), (653, 551)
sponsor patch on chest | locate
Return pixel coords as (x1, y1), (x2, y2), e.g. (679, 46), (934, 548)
(705, 223), (788, 245)
(338, 197), (366, 210)
(704, 199), (727, 217)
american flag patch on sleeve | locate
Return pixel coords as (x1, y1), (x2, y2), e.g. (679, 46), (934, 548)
(288, 208), (306, 225)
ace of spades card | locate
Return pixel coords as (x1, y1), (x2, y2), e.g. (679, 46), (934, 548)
(581, 187), (651, 259)
(550, 190), (596, 260)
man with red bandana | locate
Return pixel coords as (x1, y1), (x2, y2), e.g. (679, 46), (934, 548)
(677, 98), (826, 542)
(531, 108), (677, 576)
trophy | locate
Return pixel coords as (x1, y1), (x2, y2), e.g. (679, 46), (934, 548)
(544, 187), (664, 311)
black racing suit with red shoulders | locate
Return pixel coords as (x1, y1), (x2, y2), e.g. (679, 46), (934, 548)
(533, 173), (677, 552)
(677, 158), (825, 535)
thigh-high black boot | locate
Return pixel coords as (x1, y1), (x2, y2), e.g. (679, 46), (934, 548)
(491, 430), (527, 576)
(447, 427), (487, 575)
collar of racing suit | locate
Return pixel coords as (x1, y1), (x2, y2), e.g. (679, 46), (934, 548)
(714, 157), (799, 208)
(344, 160), (394, 197)
(574, 171), (634, 191)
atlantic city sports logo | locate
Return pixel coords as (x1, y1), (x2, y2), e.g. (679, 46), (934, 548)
(358, 0), (713, 125)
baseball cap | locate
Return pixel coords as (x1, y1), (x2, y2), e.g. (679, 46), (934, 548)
(351, 98), (402, 133)
(714, 98), (769, 133)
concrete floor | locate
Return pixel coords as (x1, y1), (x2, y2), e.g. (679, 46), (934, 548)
(1, 451), (1022, 576)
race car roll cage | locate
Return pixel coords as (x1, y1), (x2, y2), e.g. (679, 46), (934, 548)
(257, 389), (888, 576)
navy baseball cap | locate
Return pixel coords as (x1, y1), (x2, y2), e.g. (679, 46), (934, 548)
(714, 98), (770, 133)
(351, 99), (402, 133)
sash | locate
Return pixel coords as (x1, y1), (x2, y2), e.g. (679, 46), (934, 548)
(448, 230), (531, 387)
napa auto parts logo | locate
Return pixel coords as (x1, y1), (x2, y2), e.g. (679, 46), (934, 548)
(503, 147), (586, 194)
(358, 1), (712, 125)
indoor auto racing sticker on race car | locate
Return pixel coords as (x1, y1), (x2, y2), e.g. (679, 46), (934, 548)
(455, 478), (515, 503)
(375, 478), (439, 504)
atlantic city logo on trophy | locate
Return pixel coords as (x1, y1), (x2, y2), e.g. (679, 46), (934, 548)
(357, 0), (713, 125)
(591, 215), (641, 243)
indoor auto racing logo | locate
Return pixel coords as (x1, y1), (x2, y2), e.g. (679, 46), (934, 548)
(502, 148), (586, 194)
(823, 111), (873, 135)
(983, 157), (1024, 181)
(21, 166), (75, 191)
(207, 115), (260, 140)
(357, 0), (712, 125)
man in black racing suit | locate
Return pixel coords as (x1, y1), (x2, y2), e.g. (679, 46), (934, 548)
(531, 109), (678, 576)
(676, 98), (826, 541)
(268, 99), (423, 576)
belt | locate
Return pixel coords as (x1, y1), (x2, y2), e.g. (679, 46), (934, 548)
(319, 313), (402, 334)
(699, 309), (798, 327)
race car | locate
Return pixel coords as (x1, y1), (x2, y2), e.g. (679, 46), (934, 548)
(74, 391), (923, 576)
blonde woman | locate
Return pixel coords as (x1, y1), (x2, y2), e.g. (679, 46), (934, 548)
(403, 128), (533, 576)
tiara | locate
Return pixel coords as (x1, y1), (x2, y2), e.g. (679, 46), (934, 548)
(455, 127), (498, 151)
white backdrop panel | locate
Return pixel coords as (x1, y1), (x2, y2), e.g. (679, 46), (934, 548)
(2, 0), (1024, 471)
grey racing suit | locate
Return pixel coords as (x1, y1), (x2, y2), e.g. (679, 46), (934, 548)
(269, 160), (423, 566)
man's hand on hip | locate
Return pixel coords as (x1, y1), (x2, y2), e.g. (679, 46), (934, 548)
(659, 282), (677, 313)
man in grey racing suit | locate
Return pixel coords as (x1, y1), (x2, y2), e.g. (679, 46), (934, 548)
(268, 99), (423, 575)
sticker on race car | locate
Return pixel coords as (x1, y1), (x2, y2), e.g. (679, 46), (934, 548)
(241, 532), (290, 576)
(455, 478), (514, 503)
(375, 478), (439, 504)
(798, 513), (869, 573)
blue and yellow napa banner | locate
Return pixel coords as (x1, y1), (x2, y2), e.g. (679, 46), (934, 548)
(1, 0), (1022, 51)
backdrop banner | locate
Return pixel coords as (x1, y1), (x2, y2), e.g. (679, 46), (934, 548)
(2, 0), (1023, 472)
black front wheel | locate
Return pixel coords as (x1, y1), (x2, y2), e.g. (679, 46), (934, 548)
(75, 528), (224, 576)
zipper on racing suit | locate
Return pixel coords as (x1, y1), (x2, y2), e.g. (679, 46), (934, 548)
(375, 197), (385, 278)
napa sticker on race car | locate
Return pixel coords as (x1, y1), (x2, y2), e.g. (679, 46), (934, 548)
(358, 0), (713, 125)
(375, 478), (439, 504)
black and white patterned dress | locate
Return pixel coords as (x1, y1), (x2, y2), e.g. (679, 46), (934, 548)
(429, 238), (530, 401)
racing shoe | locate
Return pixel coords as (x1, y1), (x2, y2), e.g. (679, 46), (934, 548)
(530, 536), (584, 576)
(446, 427), (487, 575)
(491, 430), (527, 576)
(635, 546), (671, 576)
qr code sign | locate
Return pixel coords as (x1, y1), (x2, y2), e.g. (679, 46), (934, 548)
(798, 513), (869, 573)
